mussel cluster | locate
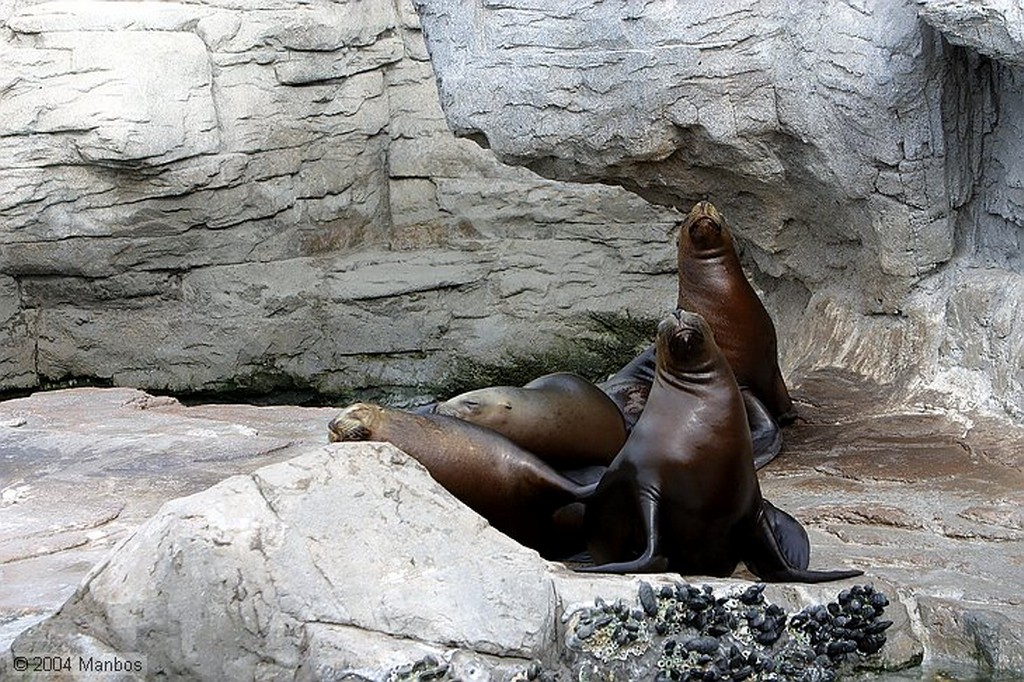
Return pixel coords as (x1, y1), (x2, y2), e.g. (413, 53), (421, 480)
(788, 584), (892, 660)
(566, 595), (653, 661)
(565, 580), (893, 682)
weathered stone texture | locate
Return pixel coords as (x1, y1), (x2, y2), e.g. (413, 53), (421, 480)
(413, 0), (1024, 420)
(919, 0), (1024, 67)
(0, 0), (678, 398)
(1, 0), (1021, 421)
(3, 383), (1023, 678)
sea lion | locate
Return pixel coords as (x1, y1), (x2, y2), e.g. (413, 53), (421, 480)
(580, 309), (862, 583)
(599, 341), (782, 469)
(597, 344), (656, 431)
(328, 403), (593, 558)
(436, 372), (627, 468)
(676, 201), (796, 423)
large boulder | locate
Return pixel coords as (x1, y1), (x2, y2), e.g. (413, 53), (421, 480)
(1, 443), (918, 681)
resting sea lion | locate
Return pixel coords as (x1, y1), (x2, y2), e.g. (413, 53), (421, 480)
(436, 372), (627, 468)
(581, 309), (863, 583)
(599, 340), (782, 469)
(328, 403), (593, 558)
(676, 201), (796, 423)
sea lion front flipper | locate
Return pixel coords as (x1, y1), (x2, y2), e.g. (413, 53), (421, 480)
(578, 492), (668, 574)
(742, 390), (782, 469)
(745, 500), (864, 584)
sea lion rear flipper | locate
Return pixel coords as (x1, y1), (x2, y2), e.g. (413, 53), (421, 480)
(762, 499), (810, 569)
(746, 500), (864, 584)
(742, 390), (782, 469)
(770, 369), (797, 424)
(578, 492), (668, 574)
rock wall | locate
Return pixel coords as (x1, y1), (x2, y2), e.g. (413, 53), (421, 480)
(412, 0), (1024, 420)
(0, 0), (679, 401)
(1, 0), (1020, 420)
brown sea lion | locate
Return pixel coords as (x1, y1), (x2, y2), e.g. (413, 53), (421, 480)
(328, 403), (593, 558)
(580, 309), (862, 583)
(436, 372), (627, 468)
(676, 201), (796, 423)
(598, 341), (782, 469)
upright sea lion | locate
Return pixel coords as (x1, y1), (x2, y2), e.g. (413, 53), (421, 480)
(436, 372), (627, 468)
(598, 341), (782, 469)
(328, 403), (593, 558)
(581, 309), (862, 583)
(676, 201), (796, 423)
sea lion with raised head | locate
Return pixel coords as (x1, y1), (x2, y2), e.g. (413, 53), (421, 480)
(436, 372), (627, 468)
(599, 341), (782, 469)
(676, 201), (796, 424)
(328, 403), (594, 558)
(581, 309), (862, 583)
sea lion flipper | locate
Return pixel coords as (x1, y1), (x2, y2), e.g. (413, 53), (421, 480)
(762, 499), (810, 570)
(771, 369), (797, 424)
(579, 491), (667, 574)
(746, 500), (864, 583)
(742, 390), (782, 469)
(558, 465), (607, 489)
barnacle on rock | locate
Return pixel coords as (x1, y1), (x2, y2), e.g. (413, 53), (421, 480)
(566, 594), (653, 662)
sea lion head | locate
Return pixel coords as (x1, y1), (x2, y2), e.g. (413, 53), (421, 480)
(677, 200), (733, 255)
(327, 402), (380, 442)
(436, 388), (512, 421)
(655, 309), (719, 373)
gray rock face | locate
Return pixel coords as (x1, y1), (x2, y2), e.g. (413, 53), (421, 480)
(919, 0), (1024, 66)
(3, 442), (918, 682)
(2, 383), (1022, 679)
(412, 0), (1024, 420)
(0, 0), (678, 400)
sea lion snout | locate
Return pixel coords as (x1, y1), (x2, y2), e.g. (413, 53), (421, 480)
(687, 200), (723, 222)
(681, 201), (725, 247)
(657, 310), (709, 359)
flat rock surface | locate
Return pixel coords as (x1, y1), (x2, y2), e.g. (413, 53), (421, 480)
(1, 372), (1022, 675)
(0, 387), (338, 651)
